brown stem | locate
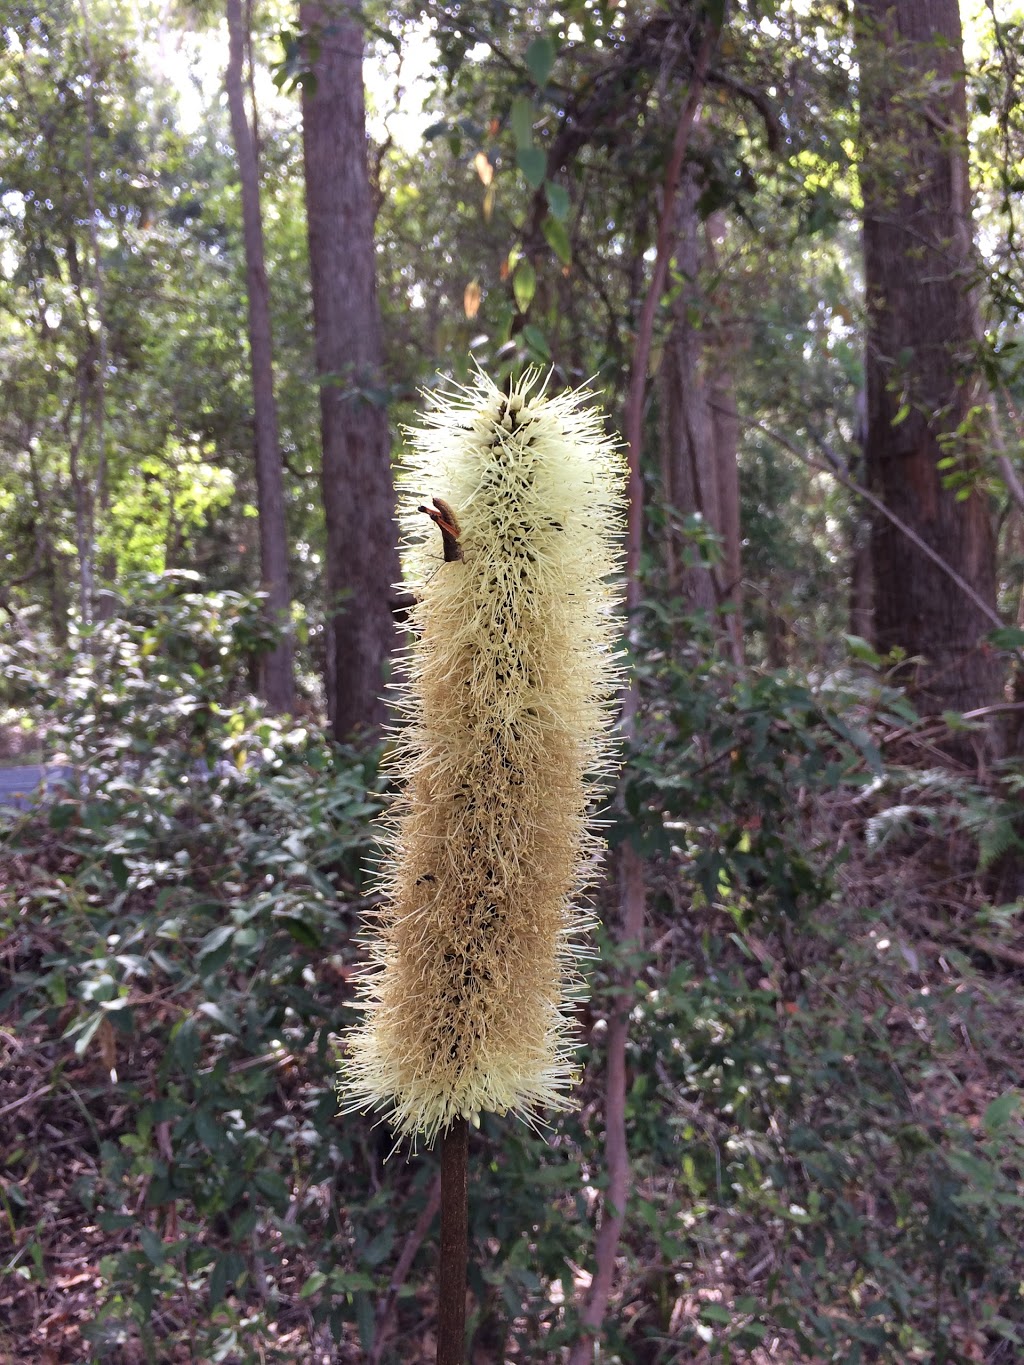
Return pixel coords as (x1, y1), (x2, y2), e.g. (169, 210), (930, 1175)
(568, 842), (646, 1365)
(437, 1117), (468, 1365)
(371, 1173), (442, 1365)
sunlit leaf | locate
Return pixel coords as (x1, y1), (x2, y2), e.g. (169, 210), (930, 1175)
(513, 259), (537, 312)
(542, 214), (571, 265)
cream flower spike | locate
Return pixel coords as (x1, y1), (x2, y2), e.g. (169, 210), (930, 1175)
(340, 367), (627, 1145)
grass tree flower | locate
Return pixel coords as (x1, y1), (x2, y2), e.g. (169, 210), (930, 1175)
(341, 368), (626, 1144)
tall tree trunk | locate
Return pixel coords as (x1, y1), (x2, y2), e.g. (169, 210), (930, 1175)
(659, 163), (742, 663)
(300, 0), (398, 741)
(225, 0), (295, 714)
(856, 0), (1001, 722)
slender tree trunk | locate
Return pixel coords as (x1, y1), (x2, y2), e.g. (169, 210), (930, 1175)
(660, 161), (719, 612)
(705, 207), (743, 665)
(301, 0), (398, 741)
(26, 436), (69, 646)
(78, 1), (116, 618)
(68, 364), (95, 624)
(659, 166), (743, 665)
(849, 529), (874, 642)
(856, 0), (1001, 722)
(225, 0), (295, 714)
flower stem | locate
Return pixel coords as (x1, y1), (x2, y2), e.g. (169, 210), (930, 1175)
(437, 1116), (469, 1364)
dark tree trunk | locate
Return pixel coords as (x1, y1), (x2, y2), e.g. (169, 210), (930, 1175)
(857, 0), (1001, 720)
(300, 0), (399, 742)
(225, 0), (295, 714)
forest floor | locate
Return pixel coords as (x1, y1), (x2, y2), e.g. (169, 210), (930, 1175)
(1, 738), (1023, 1363)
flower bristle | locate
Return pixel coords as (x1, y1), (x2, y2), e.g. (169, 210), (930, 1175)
(340, 368), (626, 1145)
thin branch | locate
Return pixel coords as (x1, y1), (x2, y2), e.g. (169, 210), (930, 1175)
(739, 413), (1006, 634)
(706, 69), (784, 151)
(370, 1172), (442, 1365)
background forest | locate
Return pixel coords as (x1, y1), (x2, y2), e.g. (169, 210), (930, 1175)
(2, 0), (1024, 1360)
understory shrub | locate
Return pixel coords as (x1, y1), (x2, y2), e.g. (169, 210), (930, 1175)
(1, 580), (1021, 1362)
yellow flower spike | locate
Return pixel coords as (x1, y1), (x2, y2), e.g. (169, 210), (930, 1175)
(340, 368), (627, 1145)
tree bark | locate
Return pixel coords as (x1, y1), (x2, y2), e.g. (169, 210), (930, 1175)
(225, 0), (295, 714)
(857, 0), (1001, 721)
(300, 0), (399, 741)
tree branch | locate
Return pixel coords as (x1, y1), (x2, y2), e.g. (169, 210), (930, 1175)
(740, 413), (1006, 634)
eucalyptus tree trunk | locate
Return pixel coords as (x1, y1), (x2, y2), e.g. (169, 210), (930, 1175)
(301, 0), (398, 741)
(856, 0), (1000, 721)
(225, 0), (295, 714)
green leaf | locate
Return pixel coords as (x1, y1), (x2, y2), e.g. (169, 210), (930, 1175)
(171, 1018), (199, 1071)
(517, 145), (546, 188)
(197, 923), (234, 961)
(197, 1000), (239, 1034)
(72, 1012), (105, 1057)
(513, 259), (537, 312)
(983, 1090), (1021, 1133)
(194, 1106), (223, 1152)
(138, 1228), (166, 1266)
(361, 1227), (395, 1267)
(988, 626), (1024, 650)
(701, 1302), (733, 1324)
(208, 1251), (245, 1308)
(892, 402), (910, 426)
(48, 801), (77, 830)
(301, 1270), (328, 1298)
(544, 180), (570, 220)
(510, 96), (534, 147)
(844, 633), (883, 667)
(253, 1169), (291, 1210)
(525, 35), (555, 87)
(278, 915), (321, 948)
(521, 324), (550, 359)
(542, 214), (572, 265)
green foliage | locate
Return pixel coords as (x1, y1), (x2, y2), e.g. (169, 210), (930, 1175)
(599, 597), (1024, 1362)
(623, 599), (888, 930)
(0, 579), (603, 1360)
(1, 582), (383, 1356)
